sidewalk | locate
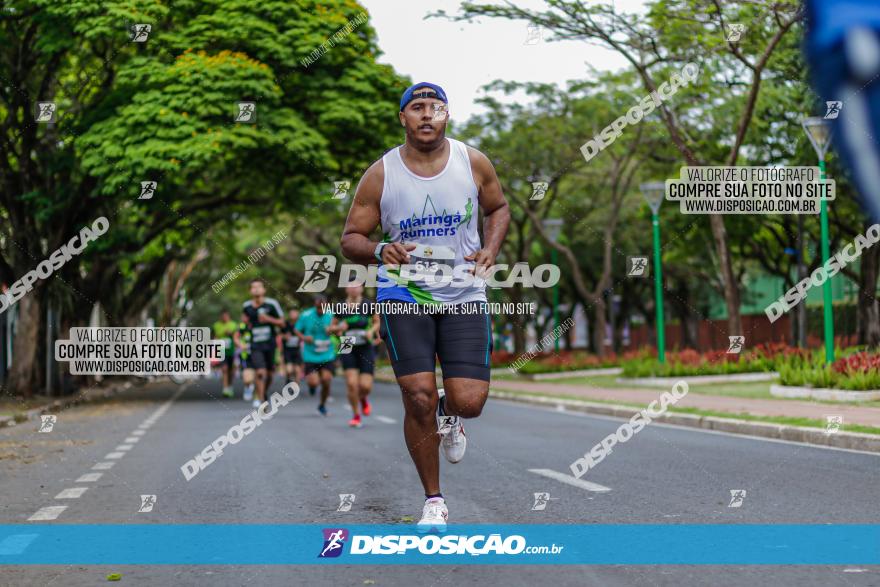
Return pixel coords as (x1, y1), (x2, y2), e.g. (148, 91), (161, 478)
(492, 380), (880, 428)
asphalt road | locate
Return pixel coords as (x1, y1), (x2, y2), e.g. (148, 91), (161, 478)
(1, 375), (878, 586)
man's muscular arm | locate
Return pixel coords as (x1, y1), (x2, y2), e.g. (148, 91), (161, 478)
(341, 160), (414, 266)
(465, 147), (510, 273)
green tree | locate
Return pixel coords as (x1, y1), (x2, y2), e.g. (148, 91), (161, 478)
(0, 0), (405, 395)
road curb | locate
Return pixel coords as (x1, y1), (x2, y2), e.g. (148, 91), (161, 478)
(520, 367), (623, 380)
(770, 383), (880, 402)
(0, 380), (136, 429)
(490, 390), (880, 454)
(618, 372), (778, 386)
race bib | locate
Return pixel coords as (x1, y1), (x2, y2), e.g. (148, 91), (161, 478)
(313, 339), (331, 353)
(285, 336), (300, 348)
(347, 329), (367, 346)
(252, 325), (271, 343)
(403, 243), (456, 283)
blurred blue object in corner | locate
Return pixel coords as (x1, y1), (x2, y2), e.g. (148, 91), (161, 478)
(805, 0), (880, 221)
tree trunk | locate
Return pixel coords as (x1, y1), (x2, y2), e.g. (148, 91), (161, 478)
(7, 295), (43, 397)
(593, 298), (608, 357)
(709, 215), (742, 335)
(857, 241), (880, 347)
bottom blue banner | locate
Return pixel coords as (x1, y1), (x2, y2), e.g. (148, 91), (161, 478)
(0, 524), (878, 565)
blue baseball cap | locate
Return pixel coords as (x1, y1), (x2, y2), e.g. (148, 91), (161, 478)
(399, 82), (448, 111)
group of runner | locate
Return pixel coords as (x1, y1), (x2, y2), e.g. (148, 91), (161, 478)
(211, 279), (380, 428)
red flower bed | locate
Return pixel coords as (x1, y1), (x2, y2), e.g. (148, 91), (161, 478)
(832, 352), (880, 375)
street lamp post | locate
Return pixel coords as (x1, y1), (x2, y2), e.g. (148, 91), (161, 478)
(640, 182), (666, 363)
(542, 218), (564, 352)
(802, 117), (835, 364)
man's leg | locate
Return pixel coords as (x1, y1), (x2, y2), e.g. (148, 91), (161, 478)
(359, 373), (374, 402)
(398, 372), (441, 496)
(305, 367), (319, 395)
(442, 378), (489, 418)
(344, 369), (360, 415)
(320, 366), (333, 401)
(434, 302), (493, 462)
(264, 368), (274, 398)
(255, 368), (267, 402)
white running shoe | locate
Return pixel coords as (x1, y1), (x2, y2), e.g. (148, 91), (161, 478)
(437, 388), (466, 463)
(252, 398), (261, 408)
(417, 498), (448, 534)
(438, 415), (466, 463)
(243, 386), (254, 402)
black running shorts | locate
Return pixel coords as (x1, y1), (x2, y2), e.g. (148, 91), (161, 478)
(250, 347), (276, 371)
(340, 344), (375, 374)
(283, 347), (302, 365)
(304, 361), (336, 376)
(379, 301), (492, 381)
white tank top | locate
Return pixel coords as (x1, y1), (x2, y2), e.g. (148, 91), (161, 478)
(377, 138), (486, 305)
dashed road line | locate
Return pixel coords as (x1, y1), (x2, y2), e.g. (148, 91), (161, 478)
(528, 468), (612, 493)
(25, 384), (186, 524)
(27, 506), (67, 521)
(375, 415), (396, 424)
(0, 534), (39, 554)
(55, 487), (88, 499)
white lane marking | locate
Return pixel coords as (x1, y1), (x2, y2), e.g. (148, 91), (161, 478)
(76, 473), (102, 483)
(374, 415), (396, 424)
(92, 462), (115, 470)
(132, 430), (146, 436)
(55, 487), (88, 499)
(495, 398), (880, 458)
(124, 437), (140, 443)
(115, 444), (134, 451)
(844, 569), (869, 573)
(138, 424), (152, 429)
(105, 452), (125, 460)
(28, 506), (67, 521)
(528, 468), (612, 493)
(0, 534), (39, 554)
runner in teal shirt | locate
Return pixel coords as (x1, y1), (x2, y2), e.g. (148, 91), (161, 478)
(294, 295), (336, 415)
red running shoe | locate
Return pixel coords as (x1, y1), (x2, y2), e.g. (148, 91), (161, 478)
(348, 414), (363, 428)
(361, 398), (372, 416)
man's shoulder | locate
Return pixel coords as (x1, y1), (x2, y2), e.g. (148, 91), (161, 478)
(263, 297), (283, 311)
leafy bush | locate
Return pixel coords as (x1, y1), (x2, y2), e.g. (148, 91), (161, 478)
(620, 343), (805, 378)
(778, 350), (880, 391)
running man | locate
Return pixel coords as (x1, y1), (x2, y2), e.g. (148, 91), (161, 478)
(240, 278), (285, 408)
(234, 316), (256, 401)
(212, 310), (239, 397)
(330, 284), (380, 428)
(294, 294), (336, 415)
(281, 308), (304, 384)
(340, 82), (510, 531)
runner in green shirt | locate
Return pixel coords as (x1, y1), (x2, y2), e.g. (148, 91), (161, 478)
(212, 311), (239, 397)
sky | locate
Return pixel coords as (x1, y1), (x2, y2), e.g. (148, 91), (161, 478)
(360, 0), (647, 123)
